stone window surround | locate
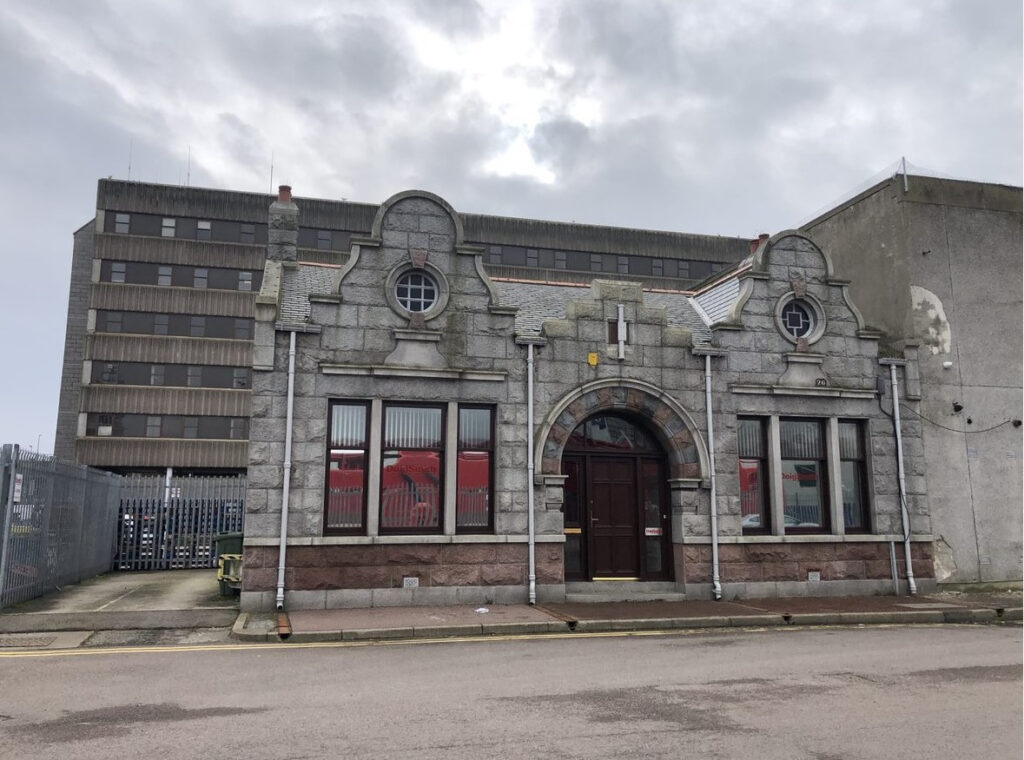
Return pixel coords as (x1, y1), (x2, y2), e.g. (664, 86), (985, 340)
(774, 291), (826, 345)
(737, 414), (872, 538)
(325, 399), (494, 538)
(384, 261), (450, 321)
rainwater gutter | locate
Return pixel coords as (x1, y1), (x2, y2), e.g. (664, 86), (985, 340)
(887, 361), (917, 595)
(703, 353), (723, 601)
(275, 330), (297, 611)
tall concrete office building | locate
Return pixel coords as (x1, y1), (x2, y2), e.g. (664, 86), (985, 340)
(55, 179), (750, 475)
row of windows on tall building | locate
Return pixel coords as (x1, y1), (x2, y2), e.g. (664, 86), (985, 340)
(485, 245), (729, 280)
(95, 311), (253, 340)
(91, 362), (251, 389)
(101, 260), (262, 292)
(86, 414), (248, 440)
(107, 212), (350, 250)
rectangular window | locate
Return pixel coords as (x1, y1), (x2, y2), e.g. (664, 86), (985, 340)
(145, 416), (161, 438)
(240, 223), (255, 244)
(161, 218), (176, 237)
(158, 266), (172, 286)
(317, 230), (332, 250)
(590, 254), (603, 272)
(197, 220), (212, 240)
(229, 418), (246, 440)
(111, 262), (126, 283)
(779, 418), (829, 532)
(150, 365), (165, 386)
(187, 366), (202, 387)
(380, 405), (443, 532)
(456, 407), (493, 532)
(488, 247), (503, 265)
(325, 403), (369, 533)
(526, 249), (539, 268)
(607, 320), (629, 344)
(232, 368), (249, 388)
(189, 316), (205, 337)
(184, 417), (199, 439)
(237, 271), (253, 291)
(233, 319), (251, 340)
(153, 314), (169, 335)
(617, 256), (629, 274)
(115, 213), (130, 234)
(839, 420), (869, 532)
(194, 268), (208, 288)
(105, 312), (123, 333)
(555, 251), (567, 270)
(738, 417), (770, 533)
(652, 259), (663, 277)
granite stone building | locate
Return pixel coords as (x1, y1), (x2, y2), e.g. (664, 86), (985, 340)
(56, 180), (744, 475)
(240, 188), (934, 611)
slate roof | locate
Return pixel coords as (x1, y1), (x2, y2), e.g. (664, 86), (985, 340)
(278, 264), (339, 324)
(493, 280), (712, 344)
(276, 265), (717, 343)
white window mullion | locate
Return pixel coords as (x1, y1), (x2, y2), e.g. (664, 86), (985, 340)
(444, 402), (458, 535)
(827, 417), (844, 535)
(366, 399), (383, 536)
(768, 415), (784, 536)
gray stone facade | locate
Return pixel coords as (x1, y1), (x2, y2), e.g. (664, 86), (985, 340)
(242, 189), (934, 611)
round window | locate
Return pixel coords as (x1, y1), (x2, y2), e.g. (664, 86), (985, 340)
(395, 271), (438, 313)
(780, 300), (815, 338)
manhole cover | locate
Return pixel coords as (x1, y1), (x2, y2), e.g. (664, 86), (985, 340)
(0, 635), (58, 648)
(895, 603), (962, 609)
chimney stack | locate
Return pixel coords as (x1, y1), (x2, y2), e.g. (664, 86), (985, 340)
(268, 185), (298, 262)
(749, 233), (770, 255)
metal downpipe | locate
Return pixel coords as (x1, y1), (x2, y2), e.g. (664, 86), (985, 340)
(705, 355), (723, 601)
(889, 363), (917, 595)
(526, 343), (537, 605)
(275, 331), (297, 611)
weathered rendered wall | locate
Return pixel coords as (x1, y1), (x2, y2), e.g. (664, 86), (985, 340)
(805, 177), (1023, 584)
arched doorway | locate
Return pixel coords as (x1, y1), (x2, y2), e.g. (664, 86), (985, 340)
(562, 414), (672, 581)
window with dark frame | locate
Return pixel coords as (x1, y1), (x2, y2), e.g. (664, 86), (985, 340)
(150, 365), (165, 386)
(317, 229), (332, 250)
(115, 214), (130, 234)
(145, 416), (161, 438)
(196, 220), (212, 240)
(238, 271), (253, 291)
(240, 223), (255, 244)
(189, 316), (205, 337)
(839, 420), (870, 532)
(161, 218), (176, 237)
(105, 312), (123, 333)
(607, 320), (629, 344)
(186, 366), (202, 387)
(184, 417), (199, 439)
(456, 407), (493, 532)
(779, 418), (829, 532)
(194, 268), (208, 288)
(738, 417), (770, 533)
(153, 314), (169, 335)
(325, 402), (369, 533)
(381, 405), (444, 532)
(111, 262), (126, 283)
(158, 266), (173, 286)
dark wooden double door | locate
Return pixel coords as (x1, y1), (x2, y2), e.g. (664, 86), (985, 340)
(562, 416), (672, 581)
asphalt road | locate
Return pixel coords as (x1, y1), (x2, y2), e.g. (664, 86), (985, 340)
(1, 624), (1020, 760)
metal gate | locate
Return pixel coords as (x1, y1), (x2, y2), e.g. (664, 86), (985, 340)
(0, 445), (122, 608)
(116, 473), (245, 571)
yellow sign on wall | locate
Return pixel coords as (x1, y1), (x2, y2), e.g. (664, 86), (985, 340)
(587, 352), (598, 366)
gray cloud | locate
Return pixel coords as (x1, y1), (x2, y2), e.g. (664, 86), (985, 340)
(0, 0), (1019, 448)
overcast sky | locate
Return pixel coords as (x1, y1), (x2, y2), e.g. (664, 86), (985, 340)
(0, 0), (1020, 452)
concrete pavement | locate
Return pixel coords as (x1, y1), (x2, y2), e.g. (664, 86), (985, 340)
(232, 589), (1022, 643)
(1, 569), (1019, 649)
